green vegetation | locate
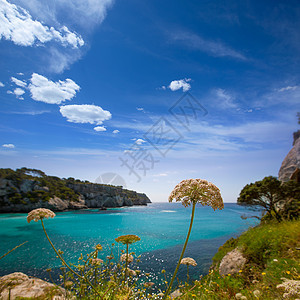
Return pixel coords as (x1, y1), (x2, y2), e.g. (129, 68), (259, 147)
(172, 219), (300, 299)
(0, 167), (149, 207)
(0, 167), (80, 204)
(238, 176), (300, 221)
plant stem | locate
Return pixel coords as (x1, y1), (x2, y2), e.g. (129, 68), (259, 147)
(41, 219), (103, 299)
(0, 241), (28, 261)
(162, 202), (196, 300)
(124, 243), (129, 282)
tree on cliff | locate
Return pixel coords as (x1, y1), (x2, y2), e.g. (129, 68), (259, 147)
(238, 176), (285, 220)
(238, 176), (300, 221)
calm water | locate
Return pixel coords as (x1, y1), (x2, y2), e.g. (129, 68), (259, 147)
(0, 203), (259, 283)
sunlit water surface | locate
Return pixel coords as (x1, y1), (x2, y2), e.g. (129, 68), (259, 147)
(0, 203), (259, 285)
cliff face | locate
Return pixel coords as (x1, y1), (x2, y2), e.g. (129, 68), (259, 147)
(278, 132), (300, 182)
(66, 183), (151, 208)
(0, 169), (151, 212)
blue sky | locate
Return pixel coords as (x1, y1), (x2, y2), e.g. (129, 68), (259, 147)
(0, 0), (299, 202)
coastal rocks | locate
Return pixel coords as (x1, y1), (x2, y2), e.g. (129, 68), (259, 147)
(219, 248), (247, 276)
(0, 169), (151, 212)
(0, 272), (67, 300)
(66, 182), (151, 208)
(278, 133), (300, 183)
(170, 289), (182, 299)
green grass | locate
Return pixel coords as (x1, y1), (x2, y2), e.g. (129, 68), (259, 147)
(176, 219), (300, 300)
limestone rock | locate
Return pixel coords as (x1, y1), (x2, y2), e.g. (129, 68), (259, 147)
(0, 171), (151, 212)
(170, 289), (182, 299)
(48, 196), (69, 211)
(0, 272), (67, 300)
(219, 248), (247, 276)
(278, 136), (300, 182)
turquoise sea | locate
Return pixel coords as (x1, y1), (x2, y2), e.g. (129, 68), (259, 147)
(0, 203), (260, 284)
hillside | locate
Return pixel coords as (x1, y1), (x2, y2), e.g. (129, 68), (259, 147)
(0, 168), (151, 212)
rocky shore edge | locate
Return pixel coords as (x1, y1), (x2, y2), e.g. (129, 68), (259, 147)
(0, 168), (151, 213)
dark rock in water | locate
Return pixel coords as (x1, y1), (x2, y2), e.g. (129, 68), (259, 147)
(278, 133), (300, 183)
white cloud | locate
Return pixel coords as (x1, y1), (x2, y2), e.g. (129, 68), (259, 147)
(153, 173), (168, 177)
(46, 46), (83, 74)
(169, 78), (191, 92)
(170, 30), (246, 60)
(94, 126), (106, 132)
(11, 76), (27, 87)
(7, 90), (13, 94)
(10, 110), (50, 115)
(2, 143), (15, 148)
(278, 86), (299, 92)
(136, 107), (144, 111)
(191, 120), (293, 144)
(0, 0), (84, 48)
(28, 73), (80, 104)
(135, 138), (146, 145)
(16, 0), (114, 30)
(113, 129), (119, 134)
(60, 104), (112, 125)
(0, 82), (4, 87)
(17, 72), (24, 76)
(214, 88), (237, 109)
(14, 87), (25, 97)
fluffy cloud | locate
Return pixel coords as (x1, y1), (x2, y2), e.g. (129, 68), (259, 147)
(135, 138), (146, 145)
(60, 104), (112, 125)
(14, 88), (25, 98)
(94, 126), (106, 132)
(28, 73), (80, 104)
(169, 78), (191, 92)
(0, 0), (84, 48)
(16, 0), (114, 30)
(11, 76), (27, 87)
(2, 144), (15, 148)
(113, 129), (119, 134)
(0, 82), (4, 87)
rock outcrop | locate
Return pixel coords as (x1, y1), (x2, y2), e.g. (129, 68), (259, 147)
(0, 272), (67, 300)
(219, 248), (247, 276)
(0, 168), (151, 212)
(278, 132), (300, 183)
(66, 182), (151, 208)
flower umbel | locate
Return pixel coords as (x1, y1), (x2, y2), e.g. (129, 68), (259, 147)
(180, 257), (197, 267)
(27, 208), (56, 223)
(115, 234), (141, 245)
(168, 178), (224, 210)
(277, 278), (300, 299)
(90, 258), (104, 266)
(120, 254), (134, 263)
(163, 178), (223, 300)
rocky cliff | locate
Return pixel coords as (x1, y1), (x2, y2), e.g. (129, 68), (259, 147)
(66, 182), (151, 208)
(278, 130), (300, 182)
(0, 168), (151, 212)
